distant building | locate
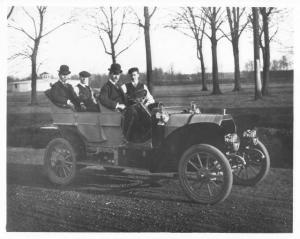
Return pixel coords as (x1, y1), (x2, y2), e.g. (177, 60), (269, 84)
(7, 77), (80, 92)
(40, 72), (51, 79)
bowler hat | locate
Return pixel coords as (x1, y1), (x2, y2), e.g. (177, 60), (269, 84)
(58, 65), (71, 75)
(108, 63), (122, 74)
(79, 71), (91, 78)
(128, 67), (139, 75)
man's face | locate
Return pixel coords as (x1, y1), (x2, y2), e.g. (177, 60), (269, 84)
(59, 74), (69, 83)
(80, 77), (88, 84)
(130, 71), (139, 85)
(110, 73), (120, 83)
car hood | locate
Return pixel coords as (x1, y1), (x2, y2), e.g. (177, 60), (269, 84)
(166, 112), (233, 127)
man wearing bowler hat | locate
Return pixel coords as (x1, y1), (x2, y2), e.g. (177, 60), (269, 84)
(74, 71), (99, 112)
(49, 64), (81, 110)
(98, 63), (127, 110)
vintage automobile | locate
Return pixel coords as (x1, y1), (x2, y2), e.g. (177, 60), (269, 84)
(43, 90), (270, 205)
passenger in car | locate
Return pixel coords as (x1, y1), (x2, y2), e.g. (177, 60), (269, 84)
(98, 63), (127, 111)
(48, 65), (81, 110)
(74, 71), (99, 112)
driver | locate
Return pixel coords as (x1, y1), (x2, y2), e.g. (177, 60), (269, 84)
(121, 67), (155, 108)
(120, 67), (155, 142)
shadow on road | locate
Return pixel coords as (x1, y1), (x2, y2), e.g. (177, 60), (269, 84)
(7, 163), (191, 204)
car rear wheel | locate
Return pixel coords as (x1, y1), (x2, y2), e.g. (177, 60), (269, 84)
(178, 144), (233, 205)
(44, 138), (77, 185)
(232, 140), (270, 186)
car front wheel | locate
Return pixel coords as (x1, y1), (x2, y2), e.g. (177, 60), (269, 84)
(178, 144), (233, 205)
(232, 140), (270, 186)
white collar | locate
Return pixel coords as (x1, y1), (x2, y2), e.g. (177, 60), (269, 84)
(59, 79), (67, 85)
(109, 79), (118, 86)
(132, 82), (138, 87)
(79, 82), (88, 87)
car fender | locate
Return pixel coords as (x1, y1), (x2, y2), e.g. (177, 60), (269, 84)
(164, 113), (234, 137)
(151, 122), (227, 173)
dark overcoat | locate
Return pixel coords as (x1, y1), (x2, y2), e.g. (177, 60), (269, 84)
(76, 84), (99, 112)
(99, 81), (127, 110)
(49, 80), (80, 108)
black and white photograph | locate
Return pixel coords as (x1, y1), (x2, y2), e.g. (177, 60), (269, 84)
(2, 0), (297, 235)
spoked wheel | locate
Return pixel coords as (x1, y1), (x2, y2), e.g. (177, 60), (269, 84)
(44, 138), (77, 185)
(178, 144), (233, 205)
(232, 140), (270, 186)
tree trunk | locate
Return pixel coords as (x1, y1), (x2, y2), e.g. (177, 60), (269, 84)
(232, 40), (241, 91)
(252, 7), (263, 100)
(30, 39), (40, 105)
(111, 50), (116, 64)
(261, 8), (270, 96)
(211, 25), (221, 95)
(199, 41), (208, 91)
(110, 38), (116, 64)
(144, 7), (153, 93)
(30, 51), (38, 105)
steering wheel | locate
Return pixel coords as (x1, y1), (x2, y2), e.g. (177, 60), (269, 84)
(128, 89), (147, 105)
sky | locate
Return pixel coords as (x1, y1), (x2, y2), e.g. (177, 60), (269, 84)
(6, 3), (293, 78)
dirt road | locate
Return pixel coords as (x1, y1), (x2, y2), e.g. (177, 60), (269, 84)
(6, 147), (292, 232)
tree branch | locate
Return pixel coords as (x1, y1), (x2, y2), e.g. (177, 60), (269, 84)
(8, 51), (31, 61)
(98, 33), (111, 55)
(22, 7), (37, 38)
(238, 18), (249, 38)
(115, 35), (139, 57)
(113, 9), (126, 45)
(8, 24), (35, 41)
(149, 7), (157, 19)
(41, 21), (71, 38)
(100, 7), (110, 30)
(219, 27), (231, 41)
(7, 6), (14, 19)
(132, 9), (144, 28)
(269, 26), (278, 42)
(165, 25), (194, 39)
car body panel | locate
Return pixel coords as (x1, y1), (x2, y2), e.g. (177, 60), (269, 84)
(50, 102), (123, 146)
(164, 112), (234, 137)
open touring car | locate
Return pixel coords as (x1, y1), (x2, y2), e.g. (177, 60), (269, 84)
(43, 90), (270, 205)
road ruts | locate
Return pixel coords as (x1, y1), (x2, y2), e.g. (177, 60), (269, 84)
(7, 163), (293, 232)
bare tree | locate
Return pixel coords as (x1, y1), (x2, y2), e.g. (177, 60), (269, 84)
(224, 7), (249, 91)
(7, 6), (14, 19)
(87, 7), (139, 64)
(259, 7), (281, 96)
(252, 7), (263, 100)
(167, 7), (208, 91)
(133, 7), (157, 93)
(8, 7), (73, 105)
(202, 7), (225, 95)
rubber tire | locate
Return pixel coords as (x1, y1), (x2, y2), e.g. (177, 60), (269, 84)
(178, 144), (233, 205)
(233, 140), (270, 186)
(44, 137), (77, 185)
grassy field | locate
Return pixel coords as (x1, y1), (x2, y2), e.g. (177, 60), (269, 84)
(154, 82), (293, 108)
(7, 82), (293, 112)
